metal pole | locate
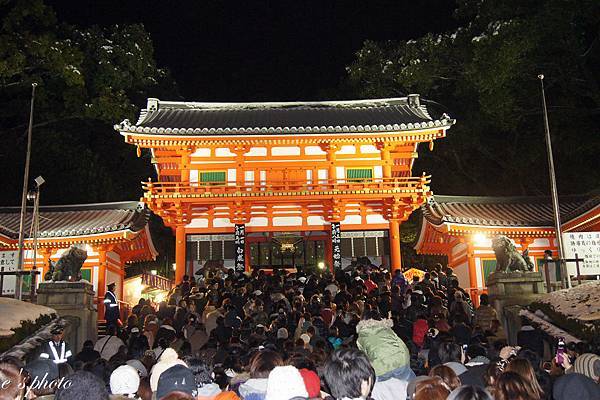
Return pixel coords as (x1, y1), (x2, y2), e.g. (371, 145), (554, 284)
(15, 83), (37, 300)
(538, 75), (570, 289)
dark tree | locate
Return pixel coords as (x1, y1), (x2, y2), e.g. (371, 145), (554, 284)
(346, 0), (600, 196)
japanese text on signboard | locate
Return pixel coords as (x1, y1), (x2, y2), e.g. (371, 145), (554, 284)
(234, 224), (246, 272)
(563, 232), (600, 276)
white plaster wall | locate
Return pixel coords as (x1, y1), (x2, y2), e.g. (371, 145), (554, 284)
(305, 146), (326, 155)
(245, 171), (254, 183)
(336, 166), (344, 179)
(533, 238), (551, 247)
(373, 166), (383, 178)
(360, 145), (380, 154)
(318, 170), (328, 181)
(246, 147), (267, 156)
(307, 216), (326, 226)
(341, 215), (362, 225)
(271, 147), (301, 156)
(273, 217), (303, 226)
(93, 266), (99, 294)
(191, 148), (211, 157)
(186, 218), (209, 228)
(215, 148), (235, 157)
(366, 214), (387, 224)
(190, 170), (198, 183)
(248, 217), (268, 227)
(213, 218), (234, 228)
(475, 258), (484, 288)
(227, 169), (236, 184)
(337, 145), (356, 154)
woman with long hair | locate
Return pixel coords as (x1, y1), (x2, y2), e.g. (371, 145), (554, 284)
(429, 364), (461, 391)
(413, 376), (451, 400)
(494, 371), (540, 400)
(505, 358), (544, 400)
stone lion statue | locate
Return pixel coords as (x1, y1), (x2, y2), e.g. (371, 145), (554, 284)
(492, 235), (534, 272)
(51, 246), (88, 281)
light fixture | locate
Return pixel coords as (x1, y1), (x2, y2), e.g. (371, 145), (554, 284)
(172, 263), (177, 271)
(473, 233), (489, 247)
(318, 262), (325, 270)
(34, 176), (45, 187)
(150, 269), (157, 275)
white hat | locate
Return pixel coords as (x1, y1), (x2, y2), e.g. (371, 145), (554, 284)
(253, 290), (263, 296)
(277, 328), (289, 340)
(126, 359), (148, 378)
(265, 366), (309, 400)
(110, 365), (140, 396)
(297, 277), (307, 283)
(149, 348), (187, 392)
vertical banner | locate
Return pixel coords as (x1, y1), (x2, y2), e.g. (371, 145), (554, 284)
(234, 224), (246, 273)
(331, 222), (341, 271)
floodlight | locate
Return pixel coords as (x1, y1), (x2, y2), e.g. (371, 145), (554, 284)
(318, 262), (325, 270)
(34, 176), (45, 187)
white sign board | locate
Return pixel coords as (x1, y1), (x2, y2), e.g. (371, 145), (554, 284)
(562, 232), (600, 276)
(0, 251), (18, 295)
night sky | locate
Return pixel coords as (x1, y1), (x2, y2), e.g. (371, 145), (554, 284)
(46, 0), (457, 102)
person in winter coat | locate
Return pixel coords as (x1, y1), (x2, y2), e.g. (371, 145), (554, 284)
(183, 315), (209, 355)
(474, 294), (498, 332)
(356, 316), (415, 400)
(94, 325), (125, 361)
(238, 350), (284, 400)
(186, 357), (225, 400)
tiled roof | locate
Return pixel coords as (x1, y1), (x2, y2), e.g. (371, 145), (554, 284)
(0, 202), (150, 240)
(422, 194), (600, 227)
(114, 96), (455, 136)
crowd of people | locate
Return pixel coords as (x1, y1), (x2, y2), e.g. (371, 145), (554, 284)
(1, 263), (599, 400)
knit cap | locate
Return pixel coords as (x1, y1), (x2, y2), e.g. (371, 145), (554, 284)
(299, 369), (321, 398)
(110, 365), (140, 396)
(157, 365), (197, 400)
(265, 366), (309, 400)
(571, 353), (600, 381)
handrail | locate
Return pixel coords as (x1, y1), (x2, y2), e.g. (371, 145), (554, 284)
(142, 176), (431, 197)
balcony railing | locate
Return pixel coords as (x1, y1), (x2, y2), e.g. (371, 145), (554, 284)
(142, 176), (431, 200)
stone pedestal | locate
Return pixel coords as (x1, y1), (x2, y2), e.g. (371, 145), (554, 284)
(36, 282), (97, 353)
(487, 271), (546, 345)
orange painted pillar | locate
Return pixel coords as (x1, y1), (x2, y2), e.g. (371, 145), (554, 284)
(389, 220), (402, 272)
(40, 248), (52, 280)
(467, 244), (478, 289)
(381, 146), (392, 179)
(98, 248), (107, 320)
(175, 225), (186, 284)
(466, 244), (479, 306)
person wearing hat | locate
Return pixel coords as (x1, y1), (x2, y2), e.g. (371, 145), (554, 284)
(39, 325), (73, 365)
(110, 365), (141, 399)
(104, 282), (121, 330)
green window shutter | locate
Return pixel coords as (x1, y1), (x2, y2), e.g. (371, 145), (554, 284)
(482, 260), (497, 285)
(346, 168), (373, 180)
(200, 171), (226, 183)
(81, 268), (91, 282)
